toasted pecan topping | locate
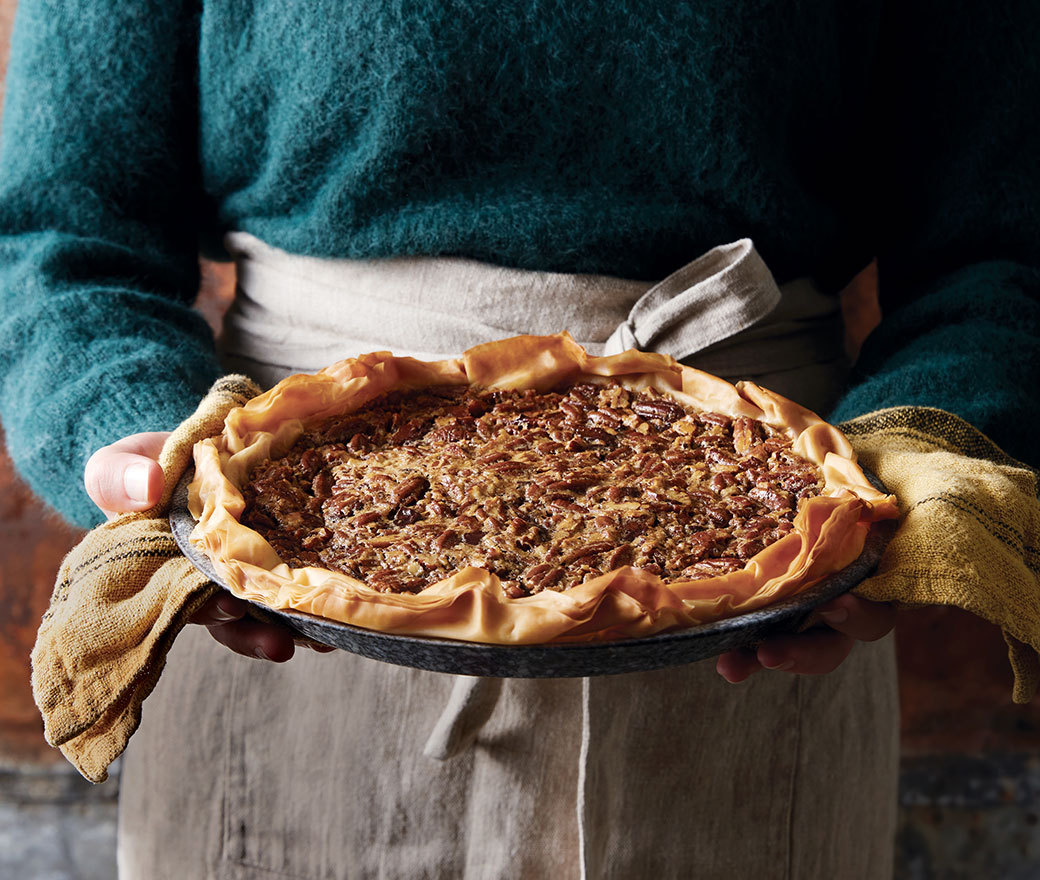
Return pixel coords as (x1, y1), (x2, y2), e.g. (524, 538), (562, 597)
(241, 382), (822, 596)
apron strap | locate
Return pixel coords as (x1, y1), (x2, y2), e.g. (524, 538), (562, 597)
(601, 238), (781, 359)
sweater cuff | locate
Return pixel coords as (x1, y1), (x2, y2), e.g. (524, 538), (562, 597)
(2, 347), (222, 529)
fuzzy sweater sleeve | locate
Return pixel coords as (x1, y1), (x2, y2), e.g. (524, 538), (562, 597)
(0, 0), (222, 527)
(829, 1), (1040, 469)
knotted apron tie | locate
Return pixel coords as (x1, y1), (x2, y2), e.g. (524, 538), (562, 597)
(600, 238), (779, 358)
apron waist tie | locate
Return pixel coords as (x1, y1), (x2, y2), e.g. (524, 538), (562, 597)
(601, 238), (778, 358)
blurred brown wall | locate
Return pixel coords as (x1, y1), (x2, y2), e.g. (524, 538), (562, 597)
(0, 0), (11, 84)
(0, 0), (81, 767)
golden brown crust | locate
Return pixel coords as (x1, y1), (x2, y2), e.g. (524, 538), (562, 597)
(188, 334), (899, 644)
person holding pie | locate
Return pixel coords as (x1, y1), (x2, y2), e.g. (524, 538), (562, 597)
(1, 2), (1037, 878)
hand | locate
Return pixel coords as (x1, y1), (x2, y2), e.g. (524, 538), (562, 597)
(84, 431), (333, 661)
(715, 593), (896, 682)
(188, 590), (334, 661)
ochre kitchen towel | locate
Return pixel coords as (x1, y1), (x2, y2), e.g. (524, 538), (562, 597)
(840, 406), (1040, 702)
(30, 376), (260, 782)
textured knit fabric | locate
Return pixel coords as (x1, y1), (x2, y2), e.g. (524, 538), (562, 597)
(1, 1), (1039, 526)
(840, 407), (1040, 703)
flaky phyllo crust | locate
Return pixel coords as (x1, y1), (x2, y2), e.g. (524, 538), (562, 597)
(188, 334), (899, 643)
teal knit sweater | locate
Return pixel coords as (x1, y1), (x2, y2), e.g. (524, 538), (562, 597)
(1, 1), (1038, 527)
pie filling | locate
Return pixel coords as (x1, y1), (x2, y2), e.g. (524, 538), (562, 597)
(240, 381), (825, 597)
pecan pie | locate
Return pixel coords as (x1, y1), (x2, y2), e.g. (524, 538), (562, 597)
(188, 334), (898, 644)
(241, 383), (822, 596)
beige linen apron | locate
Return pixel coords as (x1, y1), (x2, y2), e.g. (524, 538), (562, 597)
(118, 237), (898, 880)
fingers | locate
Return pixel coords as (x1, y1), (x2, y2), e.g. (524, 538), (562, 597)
(192, 592), (293, 660)
(754, 628), (856, 676)
(191, 591), (335, 659)
(190, 591), (251, 626)
(101, 432), (173, 458)
(84, 431), (171, 515)
(206, 617), (297, 662)
(86, 433), (338, 662)
(715, 647), (761, 684)
(814, 593), (897, 642)
(716, 629), (856, 681)
(716, 596), (897, 682)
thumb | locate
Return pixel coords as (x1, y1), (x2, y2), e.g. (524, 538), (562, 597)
(84, 431), (170, 516)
